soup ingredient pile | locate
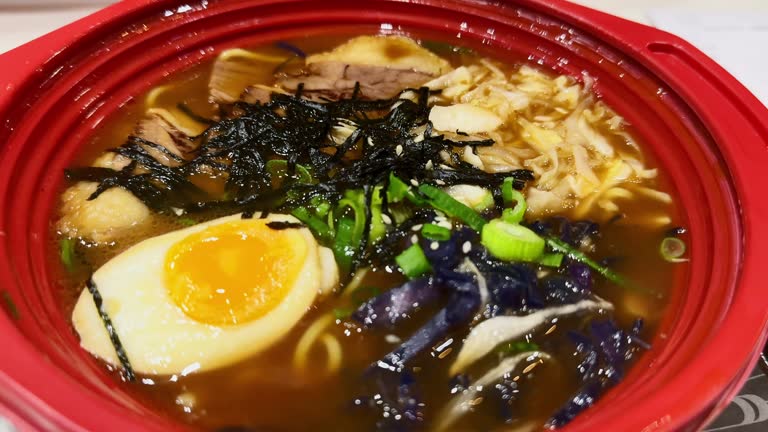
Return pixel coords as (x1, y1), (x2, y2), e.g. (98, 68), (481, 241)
(56, 35), (683, 431)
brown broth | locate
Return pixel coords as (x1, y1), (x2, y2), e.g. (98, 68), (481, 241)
(51, 35), (682, 431)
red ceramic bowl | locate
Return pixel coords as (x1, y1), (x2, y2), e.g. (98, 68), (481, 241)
(0, 0), (767, 431)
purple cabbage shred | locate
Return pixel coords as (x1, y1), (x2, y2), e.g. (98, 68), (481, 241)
(546, 319), (649, 428)
(274, 41), (307, 58)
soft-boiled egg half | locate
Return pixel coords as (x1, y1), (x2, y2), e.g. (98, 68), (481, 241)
(72, 213), (339, 376)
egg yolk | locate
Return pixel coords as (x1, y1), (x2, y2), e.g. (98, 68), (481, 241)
(164, 220), (308, 326)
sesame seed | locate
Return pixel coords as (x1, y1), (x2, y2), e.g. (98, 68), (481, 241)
(381, 214), (392, 225)
(410, 179), (419, 186)
(523, 362), (540, 374)
(430, 241), (439, 250)
(411, 234), (419, 244)
(395, 144), (403, 156)
(462, 241), (472, 254)
(434, 338), (454, 352)
(411, 224), (423, 232)
(425, 160), (434, 170)
(435, 179), (446, 185)
(385, 334), (402, 344)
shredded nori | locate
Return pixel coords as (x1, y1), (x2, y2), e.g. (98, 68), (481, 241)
(265, 221), (306, 230)
(65, 88), (533, 223)
(86, 278), (135, 382)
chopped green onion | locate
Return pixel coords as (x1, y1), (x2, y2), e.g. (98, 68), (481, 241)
(387, 173), (411, 203)
(326, 207), (336, 231)
(291, 207), (334, 242)
(316, 202), (331, 217)
(501, 178), (526, 224)
(660, 237), (688, 263)
(178, 217), (197, 226)
(422, 223), (452, 241)
(395, 243), (433, 279)
(369, 186), (386, 243)
(337, 189), (367, 247)
(265, 160), (314, 184)
(498, 341), (540, 354)
(388, 205), (413, 225)
(422, 40), (475, 56)
(546, 237), (625, 285)
(537, 253), (564, 268)
(333, 217), (357, 274)
(333, 307), (354, 320)
(481, 219), (545, 262)
(418, 184), (487, 232)
(388, 173), (428, 206)
(501, 177), (519, 202)
(351, 286), (382, 305)
(445, 185), (494, 212)
(60, 238), (76, 272)
(309, 196), (331, 217)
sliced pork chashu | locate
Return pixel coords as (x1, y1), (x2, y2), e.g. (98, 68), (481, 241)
(279, 35), (452, 100)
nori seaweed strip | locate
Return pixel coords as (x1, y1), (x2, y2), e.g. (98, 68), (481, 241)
(127, 137), (186, 164)
(86, 278), (135, 382)
(429, 168), (533, 189)
(64, 86), (534, 241)
(176, 103), (215, 125)
(365, 209), (436, 266)
(266, 221), (306, 230)
(115, 139), (185, 181)
(352, 185), (375, 272)
(65, 163), (175, 212)
(379, 174), (392, 224)
(606, 213), (624, 226)
(329, 126), (364, 165)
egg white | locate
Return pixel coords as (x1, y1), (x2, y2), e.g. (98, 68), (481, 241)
(72, 213), (338, 376)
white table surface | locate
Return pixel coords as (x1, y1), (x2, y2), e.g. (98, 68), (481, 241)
(0, 1), (766, 431)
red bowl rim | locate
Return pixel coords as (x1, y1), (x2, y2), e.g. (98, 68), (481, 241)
(0, 0), (766, 431)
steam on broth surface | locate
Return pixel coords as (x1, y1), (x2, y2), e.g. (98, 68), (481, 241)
(52, 34), (685, 431)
